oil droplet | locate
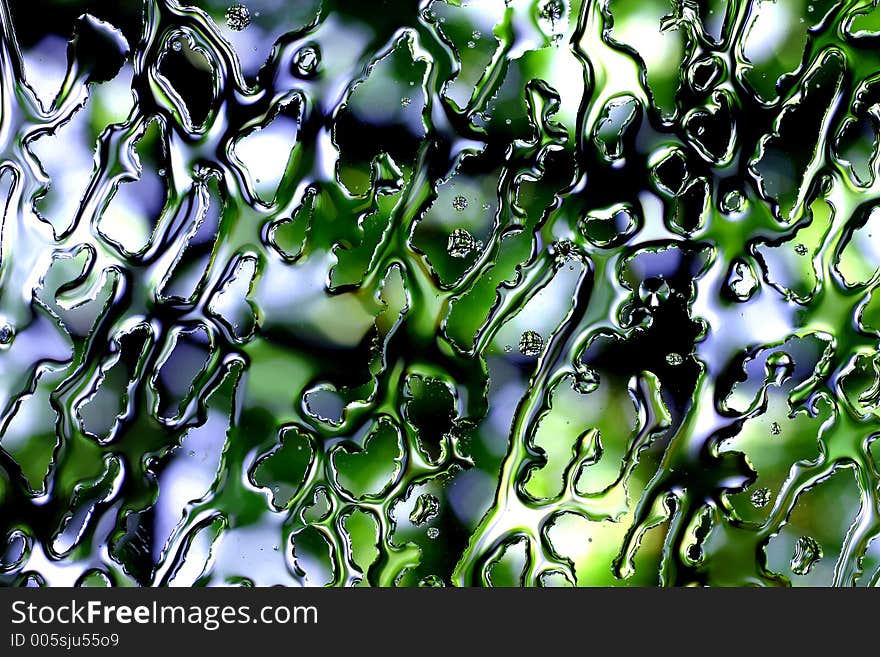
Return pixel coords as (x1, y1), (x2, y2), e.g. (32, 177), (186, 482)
(791, 536), (822, 575)
(519, 331), (544, 357)
(225, 4), (251, 31)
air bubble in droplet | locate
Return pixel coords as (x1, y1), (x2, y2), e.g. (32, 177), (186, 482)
(770, 421), (781, 436)
(791, 536), (822, 575)
(426, 527), (439, 539)
(452, 194), (468, 211)
(225, 4), (251, 31)
(666, 352), (684, 366)
(401, 96), (411, 108)
(794, 243), (808, 256)
(519, 330), (544, 357)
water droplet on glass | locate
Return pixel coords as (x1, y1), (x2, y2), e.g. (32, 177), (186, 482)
(447, 228), (477, 258)
(519, 330), (544, 357)
(791, 536), (822, 575)
(750, 488), (771, 508)
(225, 4), (251, 31)
(292, 45), (320, 78)
(0, 323), (15, 346)
(721, 190), (745, 214)
(540, 0), (565, 24)
(639, 277), (671, 308)
(727, 259), (759, 301)
(572, 363), (599, 394)
(766, 352), (794, 385)
(552, 239), (581, 266)
(409, 493), (440, 526)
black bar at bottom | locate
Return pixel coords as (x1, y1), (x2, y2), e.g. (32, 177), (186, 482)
(0, 587), (860, 654)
